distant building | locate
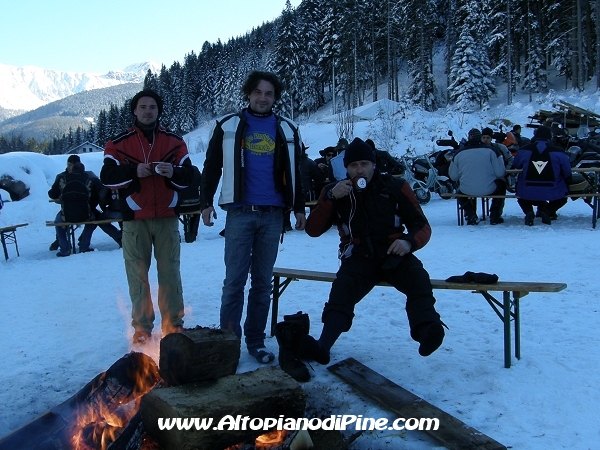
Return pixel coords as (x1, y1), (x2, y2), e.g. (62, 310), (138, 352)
(67, 141), (104, 155)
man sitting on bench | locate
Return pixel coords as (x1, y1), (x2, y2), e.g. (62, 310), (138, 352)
(274, 138), (446, 381)
(449, 128), (507, 225)
(49, 162), (121, 256)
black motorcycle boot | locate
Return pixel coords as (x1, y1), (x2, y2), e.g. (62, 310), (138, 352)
(489, 199), (505, 225)
(298, 334), (331, 365)
(275, 315), (310, 382)
(538, 205), (552, 225)
(414, 320), (446, 356)
(282, 311), (310, 336)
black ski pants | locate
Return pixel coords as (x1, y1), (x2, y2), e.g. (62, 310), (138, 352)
(321, 253), (440, 340)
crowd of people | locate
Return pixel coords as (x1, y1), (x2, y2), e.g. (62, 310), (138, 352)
(448, 123), (573, 226)
(39, 70), (581, 383)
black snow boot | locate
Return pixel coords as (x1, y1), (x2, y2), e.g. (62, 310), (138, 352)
(275, 311), (310, 382)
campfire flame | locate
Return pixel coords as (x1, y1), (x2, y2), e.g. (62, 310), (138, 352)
(225, 430), (289, 450)
(255, 429), (288, 448)
(70, 353), (160, 450)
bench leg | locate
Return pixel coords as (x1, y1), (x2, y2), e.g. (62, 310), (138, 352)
(270, 276), (296, 336)
(456, 199), (463, 226)
(271, 275), (281, 337)
(503, 291), (512, 368)
(514, 294), (521, 361)
(593, 194), (598, 229)
(1, 232), (8, 261)
(14, 232), (20, 257)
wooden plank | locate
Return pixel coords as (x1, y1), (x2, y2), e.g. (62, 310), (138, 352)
(328, 358), (507, 450)
(556, 100), (600, 119)
(45, 218), (122, 227)
(0, 223), (28, 232)
(272, 267), (567, 293)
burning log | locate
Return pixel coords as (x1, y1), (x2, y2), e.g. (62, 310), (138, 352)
(0, 352), (160, 450)
(159, 326), (240, 386)
(140, 366), (306, 450)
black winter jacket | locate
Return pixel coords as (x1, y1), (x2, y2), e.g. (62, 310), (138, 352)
(306, 172), (431, 260)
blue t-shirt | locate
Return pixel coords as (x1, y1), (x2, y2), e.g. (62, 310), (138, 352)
(239, 111), (286, 207)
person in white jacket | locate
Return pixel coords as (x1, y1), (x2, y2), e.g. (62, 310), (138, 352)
(449, 128), (506, 225)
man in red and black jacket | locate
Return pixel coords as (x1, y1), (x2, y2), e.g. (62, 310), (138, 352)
(276, 138), (445, 381)
(100, 89), (193, 345)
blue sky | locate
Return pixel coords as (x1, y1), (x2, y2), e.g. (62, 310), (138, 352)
(0, 0), (301, 74)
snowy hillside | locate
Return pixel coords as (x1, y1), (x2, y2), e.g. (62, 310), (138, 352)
(0, 61), (161, 111)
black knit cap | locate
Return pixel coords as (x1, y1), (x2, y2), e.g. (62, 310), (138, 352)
(481, 127), (494, 137)
(534, 125), (552, 141)
(130, 89), (164, 117)
(468, 128), (482, 141)
(343, 137), (376, 167)
(67, 154), (80, 164)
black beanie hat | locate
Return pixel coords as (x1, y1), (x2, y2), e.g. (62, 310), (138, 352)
(534, 125), (552, 142)
(67, 154), (80, 164)
(468, 128), (482, 141)
(130, 89), (164, 117)
(481, 127), (494, 137)
(343, 137), (376, 167)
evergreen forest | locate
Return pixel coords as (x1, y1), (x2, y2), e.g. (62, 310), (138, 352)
(3, 0), (599, 154)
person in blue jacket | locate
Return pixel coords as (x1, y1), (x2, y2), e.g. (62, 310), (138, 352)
(511, 126), (572, 225)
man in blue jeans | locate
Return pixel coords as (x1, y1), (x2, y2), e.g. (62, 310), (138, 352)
(200, 71), (306, 364)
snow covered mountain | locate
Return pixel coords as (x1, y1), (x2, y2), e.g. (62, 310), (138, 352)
(0, 61), (161, 112)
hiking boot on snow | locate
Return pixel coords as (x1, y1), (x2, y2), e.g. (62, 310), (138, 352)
(524, 212), (535, 226)
(415, 321), (445, 356)
(298, 334), (330, 365)
(274, 312), (310, 382)
(466, 214), (479, 225)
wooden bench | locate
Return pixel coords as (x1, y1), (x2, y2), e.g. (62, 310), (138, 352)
(45, 218), (122, 254)
(440, 193), (600, 228)
(0, 223), (28, 261)
(442, 167), (600, 227)
(271, 267), (567, 368)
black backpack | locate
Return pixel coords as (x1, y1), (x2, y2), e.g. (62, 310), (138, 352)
(178, 166), (202, 214)
(60, 173), (91, 222)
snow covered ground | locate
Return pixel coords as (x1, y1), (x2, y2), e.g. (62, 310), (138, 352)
(1, 90), (599, 449)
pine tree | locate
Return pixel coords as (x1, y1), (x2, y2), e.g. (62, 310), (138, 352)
(522, 3), (547, 98)
(448, 1), (495, 110)
(399, 0), (439, 110)
(273, 0), (301, 118)
(95, 110), (108, 147)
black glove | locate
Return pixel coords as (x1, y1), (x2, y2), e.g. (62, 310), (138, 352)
(445, 271), (498, 284)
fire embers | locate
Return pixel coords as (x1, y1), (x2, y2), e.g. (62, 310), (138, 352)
(70, 352), (160, 450)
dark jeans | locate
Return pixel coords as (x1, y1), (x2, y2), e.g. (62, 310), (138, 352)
(78, 209), (122, 251)
(517, 197), (568, 214)
(321, 253), (440, 342)
(458, 179), (506, 219)
(220, 207), (284, 350)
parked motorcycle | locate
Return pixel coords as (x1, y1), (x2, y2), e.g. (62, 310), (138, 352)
(411, 152), (456, 199)
(565, 142), (600, 208)
(397, 154), (432, 204)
